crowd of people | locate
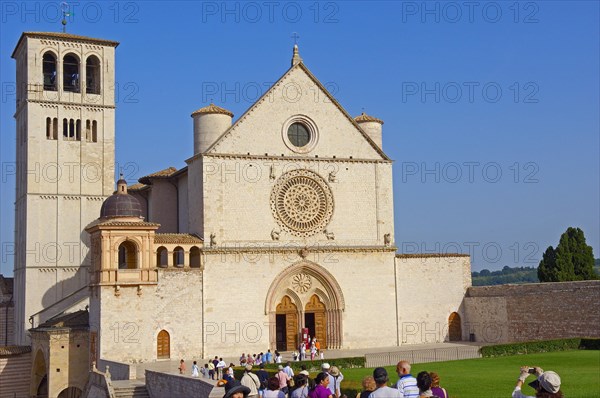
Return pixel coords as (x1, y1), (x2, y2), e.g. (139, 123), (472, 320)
(179, 356), (563, 398)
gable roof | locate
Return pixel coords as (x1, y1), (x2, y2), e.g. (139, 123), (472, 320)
(34, 309), (89, 330)
(205, 62), (390, 161)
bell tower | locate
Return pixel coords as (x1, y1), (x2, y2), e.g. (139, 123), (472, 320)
(11, 32), (118, 344)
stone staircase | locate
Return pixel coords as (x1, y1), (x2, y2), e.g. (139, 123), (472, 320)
(113, 384), (150, 398)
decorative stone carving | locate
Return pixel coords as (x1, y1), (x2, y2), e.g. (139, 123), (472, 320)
(328, 170), (337, 183)
(324, 229), (335, 240)
(384, 233), (391, 246)
(299, 248), (309, 258)
(210, 233), (217, 247)
(270, 169), (334, 237)
(271, 228), (281, 241)
(291, 273), (312, 293)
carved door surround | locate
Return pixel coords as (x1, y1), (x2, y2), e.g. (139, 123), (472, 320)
(266, 260), (345, 350)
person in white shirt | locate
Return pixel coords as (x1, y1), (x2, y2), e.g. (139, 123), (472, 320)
(284, 362), (295, 378)
(512, 366), (562, 398)
(241, 365), (261, 398)
(369, 367), (401, 398)
(217, 358), (226, 379)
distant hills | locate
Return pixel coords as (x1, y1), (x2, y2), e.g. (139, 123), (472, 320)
(471, 259), (600, 286)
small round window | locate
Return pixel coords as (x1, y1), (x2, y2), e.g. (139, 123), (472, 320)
(287, 123), (311, 148)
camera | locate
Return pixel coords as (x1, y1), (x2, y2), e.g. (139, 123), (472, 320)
(528, 368), (536, 374)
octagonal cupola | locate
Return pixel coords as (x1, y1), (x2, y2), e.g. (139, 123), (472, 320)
(99, 176), (143, 220)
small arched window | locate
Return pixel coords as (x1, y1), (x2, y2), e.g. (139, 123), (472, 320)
(156, 246), (168, 267)
(63, 54), (80, 93)
(173, 247), (184, 267)
(46, 117), (52, 139)
(42, 52), (57, 91)
(118, 241), (138, 269)
(92, 120), (98, 142)
(86, 55), (101, 94)
(190, 247), (201, 268)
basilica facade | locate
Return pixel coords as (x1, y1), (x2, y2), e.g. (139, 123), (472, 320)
(9, 31), (471, 396)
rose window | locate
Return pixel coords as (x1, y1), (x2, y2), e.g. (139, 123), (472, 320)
(270, 170), (334, 237)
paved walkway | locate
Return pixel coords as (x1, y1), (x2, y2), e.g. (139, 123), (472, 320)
(123, 341), (483, 396)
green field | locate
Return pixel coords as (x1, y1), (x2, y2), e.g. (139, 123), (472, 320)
(338, 350), (600, 398)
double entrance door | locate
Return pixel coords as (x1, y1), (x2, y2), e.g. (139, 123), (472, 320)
(275, 294), (327, 351)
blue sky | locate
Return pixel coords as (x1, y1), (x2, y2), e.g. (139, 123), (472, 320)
(0, 1), (598, 275)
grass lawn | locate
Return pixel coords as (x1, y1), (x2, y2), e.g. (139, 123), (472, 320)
(337, 350), (600, 398)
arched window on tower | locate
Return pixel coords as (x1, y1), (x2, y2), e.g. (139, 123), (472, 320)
(92, 120), (98, 142)
(76, 119), (81, 141)
(46, 117), (52, 139)
(63, 54), (80, 93)
(118, 241), (138, 269)
(86, 55), (101, 94)
(42, 52), (57, 91)
(86, 120), (91, 141)
(52, 118), (58, 139)
(63, 118), (68, 138)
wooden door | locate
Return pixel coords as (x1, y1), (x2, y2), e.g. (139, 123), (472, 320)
(305, 294), (327, 348)
(448, 312), (462, 341)
(286, 312), (298, 351)
(157, 330), (170, 359)
(276, 296), (298, 351)
(276, 314), (287, 351)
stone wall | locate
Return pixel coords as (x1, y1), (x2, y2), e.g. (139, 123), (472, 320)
(145, 370), (213, 398)
(81, 369), (113, 398)
(98, 358), (136, 380)
(0, 347), (31, 398)
(395, 254), (472, 344)
(464, 280), (600, 343)
(92, 269), (204, 363)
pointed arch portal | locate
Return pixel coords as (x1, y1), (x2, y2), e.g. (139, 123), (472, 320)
(266, 260), (344, 350)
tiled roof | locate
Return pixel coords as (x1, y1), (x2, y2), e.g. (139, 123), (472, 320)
(13, 32), (119, 57)
(139, 167), (177, 184)
(155, 234), (203, 244)
(396, 253), (470, 258)
(128, 183), (148, 191)
(191, 103), (234, 117)
(36, 310), (89, 329)
(91, 220), (160, 228)
(0, 345), (31, 356)
(354, 112), (384, 124)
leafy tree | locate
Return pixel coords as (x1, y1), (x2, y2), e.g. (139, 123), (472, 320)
(538, 227), (596, 282)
